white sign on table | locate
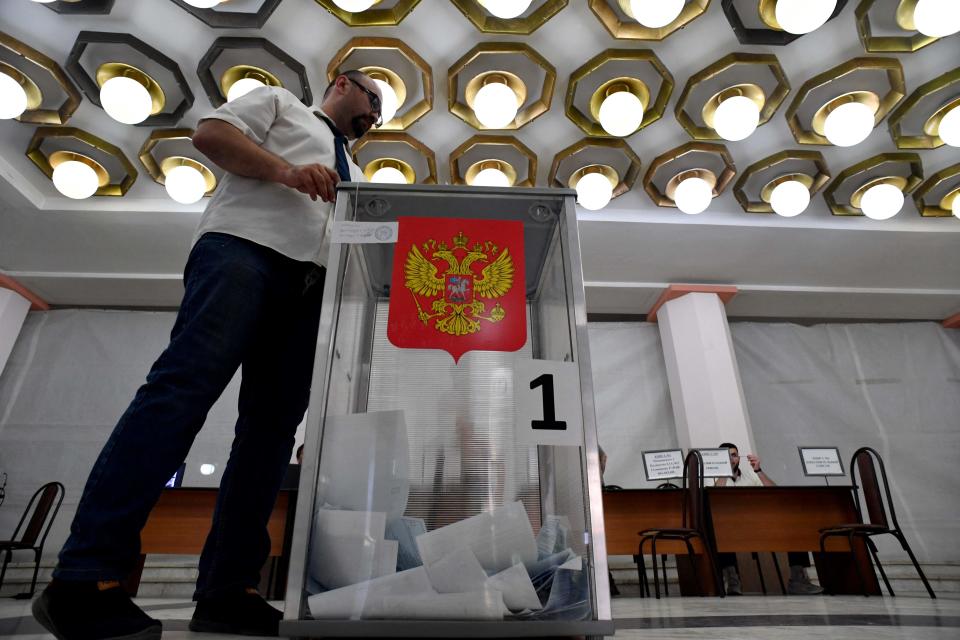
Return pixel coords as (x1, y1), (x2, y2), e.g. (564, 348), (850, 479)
(642, 449), (684, 481)
(799, 447), (845, 476)
(514, 359), (583, 447)
(698, 448), (734, 478)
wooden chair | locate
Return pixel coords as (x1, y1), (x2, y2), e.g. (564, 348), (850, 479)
(0, 481), (65, 598)
(819, 447), (935, 599)
(637, 451), (722, 598)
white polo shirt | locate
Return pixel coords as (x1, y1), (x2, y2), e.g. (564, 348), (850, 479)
(194, 86), (364, 266)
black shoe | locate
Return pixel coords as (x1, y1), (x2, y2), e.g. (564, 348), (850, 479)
(190, 590), (282, 637)
(32, 579), (162, 640)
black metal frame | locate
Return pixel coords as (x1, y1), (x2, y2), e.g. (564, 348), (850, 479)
(819, 446), (936, 599)
(167, 0), (284, 29)
(722, 0), (850, 46)
(65, 31), (194, 127)
(0, 482), (65, 599)
(197, 36), (313, 109)
(43, 0), (115, 14)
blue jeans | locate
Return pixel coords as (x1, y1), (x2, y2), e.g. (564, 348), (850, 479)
(54, 233), (326, 599)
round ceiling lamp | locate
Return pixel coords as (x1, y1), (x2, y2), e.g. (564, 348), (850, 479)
(851, 177), (907, 220)
(924, 97), (960, 148)
(897, 0), (960, 38)
(96, 63), (165, 125)
(569, 164), (619, 211)
(183, 0), (228, 7)
(759, 0), (837, 34)
(619, 0), (685, 28)
(703, 84), (765, 142)
(761, 174), (814, 218)
(332, 0), (380, 11)
(813, 91), (880, 147)
(220, 65), (283, 103)
(161, 156), (216, 204)
(49, 150), (109, 200)
(466, 71), (526, 129)
(360, 67), (406, 125)
(666, 168), (717, 215)
(465, 159), (516, 187)
(590, 77), (650, 137)
(0, 63), (42, 120)
(946, 188), (960, 217)
(479, 0), (533, 19)
(364, 158), (416, 184)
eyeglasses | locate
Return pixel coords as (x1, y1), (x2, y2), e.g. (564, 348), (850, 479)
(349, 77), (383, 127)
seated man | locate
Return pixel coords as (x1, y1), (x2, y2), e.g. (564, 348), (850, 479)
(715, 442), (823, 596)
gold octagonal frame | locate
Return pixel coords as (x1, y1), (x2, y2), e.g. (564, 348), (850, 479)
(785, 56), (906, 146)
(450, 0), (568, 34)
(548, 137), (642, 202)
(351, 130), (438, 184)
(888, 68), (960, 149)
(26, 126), (137, 197)
(312, 0), (421, 26)
(733, 150), (831, 214)
(328, 37), (433, 131)
(448, 42), (556, 131)
(138, 128), (217, 196)
(565, 49), (674, 137)
(822, 152), (923, 216)
(449, 135), (537, 187)
(912, 163), (960, 218)
(855, 0), (941, 53)
(0, 31), (82, 125)
(643, 141), (736, 208)
(676, 52), (790, 140)
(589, 0), (712, 40)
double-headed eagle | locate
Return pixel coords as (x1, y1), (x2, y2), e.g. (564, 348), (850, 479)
(404, 232), (515, 336)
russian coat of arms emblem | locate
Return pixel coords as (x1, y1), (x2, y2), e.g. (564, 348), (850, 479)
(387, 217), (526, 363)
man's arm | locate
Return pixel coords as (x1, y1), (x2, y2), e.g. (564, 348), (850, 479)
(747, 454), (777, 486)
(192, 119), (340, 202)
(714, 477), (727, 487)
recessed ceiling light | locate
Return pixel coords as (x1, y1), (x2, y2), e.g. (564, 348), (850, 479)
(927, 98), (960, 147)
(762, 0), (837, 35)
(361, 67), (406, 125)
(620, 0), (685, 28)
(161, 157), (215, 204)
(592, 78), (649, 137)
(49, 151), (108, 200)
(200, 463), (216, 475)
(221, 65), (283, 103)
(333, 0), (380, 11)
(365, 158), (415, 184)
(0, 63), (41, 120)
(814, 91), (880, 147)
(183, 0), (227, 7)
(763, 175), (814, 217)
(902, 0), (960, 38)
(852, 177), (907, 220)
(570, 164), (618, 211)
(467, 72), (525, 129)
(704, 84), (765, 142)
(667, 169), (717, 215)
(479, 0), (533, 19)
(466, 159), (515, 187)
(97, 63), (164, 125)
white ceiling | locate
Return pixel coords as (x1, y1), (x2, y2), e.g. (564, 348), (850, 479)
(1, 0), (958, 319)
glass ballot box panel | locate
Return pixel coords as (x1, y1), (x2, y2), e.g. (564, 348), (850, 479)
(283, 184), (612, 638)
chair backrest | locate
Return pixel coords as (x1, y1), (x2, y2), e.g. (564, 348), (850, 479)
(681, 450), (705, 530)
(851, 447), (896, 531)
(11, 482), (65, 549)
(656, 482), (680, 490)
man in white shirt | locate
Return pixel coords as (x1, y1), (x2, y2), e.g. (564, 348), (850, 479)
(715, 442), (824, 596)
(34, 71), (382, 640)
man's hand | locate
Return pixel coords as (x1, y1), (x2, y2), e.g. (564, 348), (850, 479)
(275, 164), (340, 202)
(747, 454), (761, 471)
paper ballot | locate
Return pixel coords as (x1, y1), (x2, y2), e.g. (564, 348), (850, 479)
(486, 563), (542, 611)
(363, 588), (505, 620)
(307, 566), (434, 620)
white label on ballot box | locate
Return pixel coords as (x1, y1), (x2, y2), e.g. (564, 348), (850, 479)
(698, 448), (734, 478)
(514, 359), (583, 447)
(331, 221), (398, 244)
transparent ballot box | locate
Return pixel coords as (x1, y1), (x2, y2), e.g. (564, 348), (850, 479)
(282, 184), (613, 639)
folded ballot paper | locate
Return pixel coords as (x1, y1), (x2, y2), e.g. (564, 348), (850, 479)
(310, 509), (397, 590)
(307, 566), (435, 619)
(363, 588), (506, 620)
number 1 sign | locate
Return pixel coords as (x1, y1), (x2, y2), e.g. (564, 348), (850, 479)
(514, 359), (584, 447)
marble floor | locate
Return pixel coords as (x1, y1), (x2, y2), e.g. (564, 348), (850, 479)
(1, 591), (957, 639)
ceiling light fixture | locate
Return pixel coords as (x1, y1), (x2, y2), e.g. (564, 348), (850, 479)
(813, 91), (880, 147)
(897, 0), (960, 38)
(96, 62), (164, 125)
(620, 0), (685, 28)
(761, 173), (814, 217)
(590, 77), (649, 137)
(925, 97), (960, 148)
(465, 159), (516, 187)
(851, 177), (907, 220)
(183, 0), (228, 7)
(49, 150), (109, 200)
(360, 66), (406, 125)
(332, 0), (380, 12)
(364, 157), (415, 184)
(948, 188), (960, 217)
(760, 0), (837, 34)
(161, 156), (215, 204)
(479, 0), (533, 19)
(667, 168), (717, 214)
(466, 71), (525, 129)
(703, 83), (765, 141)
(570, 164), (619, 211)
(0, 62), (42, 120)
(220, 65), (282, 103)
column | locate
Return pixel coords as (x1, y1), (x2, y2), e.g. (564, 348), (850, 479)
(0, 288), (31, 380)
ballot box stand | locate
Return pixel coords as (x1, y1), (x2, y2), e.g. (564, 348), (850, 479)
(282, 183), (613, 639)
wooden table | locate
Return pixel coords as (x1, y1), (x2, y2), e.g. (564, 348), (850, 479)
(126, 487), (296, 597)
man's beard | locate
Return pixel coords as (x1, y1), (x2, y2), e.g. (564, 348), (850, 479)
(350, 114), (371, 138)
